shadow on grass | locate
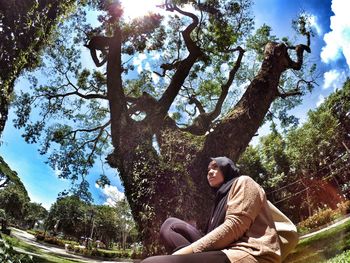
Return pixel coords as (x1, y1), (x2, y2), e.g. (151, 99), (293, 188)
(285, 219), (350, 262)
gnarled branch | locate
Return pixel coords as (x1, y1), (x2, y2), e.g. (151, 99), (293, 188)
(154, 2), (203, 120)
(182, 47), (245, 135)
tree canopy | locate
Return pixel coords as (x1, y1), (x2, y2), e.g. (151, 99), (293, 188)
(13, 0), (317, 253)
(0, 0), (89, 137)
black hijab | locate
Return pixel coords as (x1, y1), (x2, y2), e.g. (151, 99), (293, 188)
(206, 156), (240, 233)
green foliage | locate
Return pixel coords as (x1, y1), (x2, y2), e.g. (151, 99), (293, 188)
(237, 145), (267, 186)
(327, 250), (350, 263)
(24, 203), (48, 229)
(0, 156), (28, 193)
(35, 233), (66, 247)
(0, 235), (33, 263)
(298, 208), (338, 232)
(45, 195), (88, 239)
(0, 184), (30, 223)
(0, 0), (81, 135)
(239, 79), (350, 223)
(246, 24), (278, 60)
(44, 194), (138, 249)
(66, 245), (131, 259)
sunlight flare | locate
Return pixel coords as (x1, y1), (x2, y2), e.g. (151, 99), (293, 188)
(121, 0), (164, 19)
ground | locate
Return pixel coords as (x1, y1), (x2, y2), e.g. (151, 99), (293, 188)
(9, 228), (138, 263)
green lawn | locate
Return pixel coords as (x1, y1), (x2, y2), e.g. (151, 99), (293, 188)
(3, 220), (350, 263)
(285, 219), (350, 262)
(2, 234), (85, 263)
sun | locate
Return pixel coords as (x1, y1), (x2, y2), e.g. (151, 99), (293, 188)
(120, 0), (164, 20)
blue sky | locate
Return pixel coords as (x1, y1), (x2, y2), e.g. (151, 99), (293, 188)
(1, 0), (349, 210)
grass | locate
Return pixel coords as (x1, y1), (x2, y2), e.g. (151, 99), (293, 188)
(2, 234), (86, 263)
(285, 219), (350, 262)
(6, 219), (350, 263)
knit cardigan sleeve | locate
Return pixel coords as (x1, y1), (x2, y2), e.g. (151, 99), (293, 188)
(191, 176), (264, 252)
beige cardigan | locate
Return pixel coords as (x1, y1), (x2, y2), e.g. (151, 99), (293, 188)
(191, 176), (281, 263)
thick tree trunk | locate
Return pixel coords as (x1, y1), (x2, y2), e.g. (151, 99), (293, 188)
(204, 42), (293, 161)
(107, 42), (309, 255)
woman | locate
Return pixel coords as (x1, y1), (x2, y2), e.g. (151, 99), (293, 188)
(141, 157), (281, 263)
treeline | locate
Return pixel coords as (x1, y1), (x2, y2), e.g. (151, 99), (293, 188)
(0, 156), (138, 249)
(0, 156), (47, 230)
(44, 195), (138, 249)
(238, 79), (350, 223)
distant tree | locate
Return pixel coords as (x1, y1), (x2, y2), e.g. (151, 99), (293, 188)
(0, 156), (27, 190)
(0, 184), (30, 223)
(287, 79), (350, 204)
(237, 145), (267, 186)
(114, 198), (138, 250)
(15, 0), (316, 252)
(24, 202), (48, 229)
(45, 195), (87, 239)
(94, 205), (119, 248)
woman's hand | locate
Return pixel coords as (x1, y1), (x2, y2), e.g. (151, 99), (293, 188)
(172, 245), (194, 255)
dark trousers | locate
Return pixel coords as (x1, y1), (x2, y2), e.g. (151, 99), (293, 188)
(140, 217), (230, 263)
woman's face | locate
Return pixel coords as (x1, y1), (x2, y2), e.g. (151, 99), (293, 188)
(207, 161), (225, 188)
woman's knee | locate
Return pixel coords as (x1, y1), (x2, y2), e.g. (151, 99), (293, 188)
(141, 255), (170, 263)
(160, 217), (181, 238)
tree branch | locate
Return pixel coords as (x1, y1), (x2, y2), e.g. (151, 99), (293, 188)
(154, 2), (203, 121)
(42, 90), (107, 100)
(286, 44), (311, 70)
(278, 89), (302, 99)
(127, 92), (158, 117)
(286, 30), (311, 70)
(61, 121), (111, 141)
(182, 47), (245, 135)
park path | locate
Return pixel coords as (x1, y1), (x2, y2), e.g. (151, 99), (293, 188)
(10, 227), (139, 263)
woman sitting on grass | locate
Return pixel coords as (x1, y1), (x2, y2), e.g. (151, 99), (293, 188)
(141, 156), (282, 263)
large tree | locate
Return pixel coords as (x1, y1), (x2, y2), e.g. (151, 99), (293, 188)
(14, 0), (316, 253)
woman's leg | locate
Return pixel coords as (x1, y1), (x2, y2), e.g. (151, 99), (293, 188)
(141, 251), (230, 263)
(160, 217), (203, 253)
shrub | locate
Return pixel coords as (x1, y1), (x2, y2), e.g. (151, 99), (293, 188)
(298, 208), (337, 231)
(297, 200), (350, 232)
(34, 233), (74, 247)
(65, 245), (132, 259)
(336, 200), (350, 215)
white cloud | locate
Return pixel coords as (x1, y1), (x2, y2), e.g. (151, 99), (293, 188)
(316, 94), (325, 107)
(133, 53), (147, 74)
(309, 14), (322, 35)
(320, 0), (350, 68)
(96, 184), (125, 207)
(152, 72), (160, 84)
(323, 69), (347, 90)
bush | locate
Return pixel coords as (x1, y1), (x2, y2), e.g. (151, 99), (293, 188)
(297, 200), (350, 232)
(66, 245), (132, 259)
(336, 200), (350, 215)
(298, 208), (337, 232)
(34, 233), (73, 247)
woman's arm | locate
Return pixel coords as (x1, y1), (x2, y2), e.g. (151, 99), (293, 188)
(191, 176), (264, 252)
